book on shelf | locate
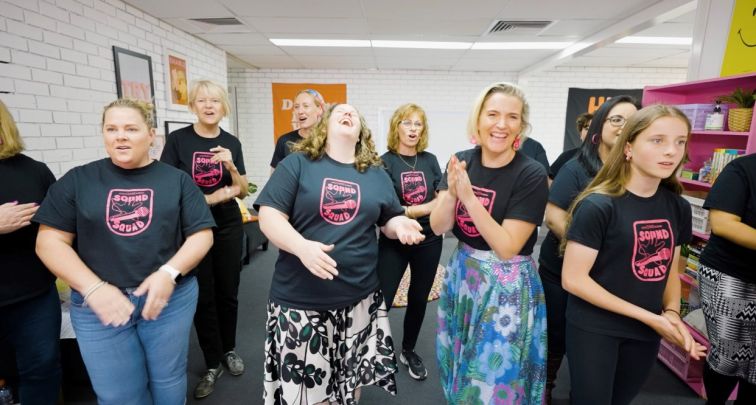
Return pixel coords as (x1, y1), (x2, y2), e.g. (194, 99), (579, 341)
(710, 148), (745, 183)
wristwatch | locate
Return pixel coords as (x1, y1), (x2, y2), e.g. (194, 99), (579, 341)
(159, 264), (181, 282)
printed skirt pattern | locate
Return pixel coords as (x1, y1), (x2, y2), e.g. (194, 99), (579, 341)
(699, 264), (756, 384)
(263, 291), (398, 405)
(436, 242), (547, 405)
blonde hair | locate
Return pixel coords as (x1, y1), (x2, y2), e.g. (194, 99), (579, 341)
(292, 104), (382, 172)
(386, 103), (429, 153)
(101, 98), (155, 128)
(467, 82), (531, 143)
(0, 100), (24, 159)
(561, 104), (690, 252)
(188, 80), (231, 118)
(295, 89), (326, 110)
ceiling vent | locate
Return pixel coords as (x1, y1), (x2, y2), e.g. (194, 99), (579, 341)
(486, 20), (552, 35)
(189, 17), (243, 26)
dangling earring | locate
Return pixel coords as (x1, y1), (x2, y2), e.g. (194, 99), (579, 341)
(513, 137), (520, 150)
(625, 154), (631, 161)
(591, 133), (599, 144)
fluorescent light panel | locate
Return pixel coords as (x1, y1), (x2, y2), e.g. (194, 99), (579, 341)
(270, 39), (572, 50)
(371, 40), (471, 49)
(270, 39), (370, 47)
(471, 42), (571, 50)
(616, 36), (692, 45)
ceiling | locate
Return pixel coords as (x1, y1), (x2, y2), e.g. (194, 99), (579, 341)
(123, 0), (697, 74)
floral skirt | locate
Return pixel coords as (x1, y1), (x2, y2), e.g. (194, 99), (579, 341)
(263, 291), (398, 405)
(436, 242), (547, 405)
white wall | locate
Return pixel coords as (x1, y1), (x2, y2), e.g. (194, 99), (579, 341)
(0, 0), (228, 176)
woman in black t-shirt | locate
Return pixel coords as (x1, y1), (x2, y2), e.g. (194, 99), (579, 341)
(698, 153), (756, 404)
(160, 80), (248, 399)
(431, 82), (549, 404)
(562, 104), (706, 404)
(538, 96), (638, 402)
(256, 103), (424, 405)
(35, 99), (215, 404)
(269, 88), (325, 171)
(377, 103), (443, 381)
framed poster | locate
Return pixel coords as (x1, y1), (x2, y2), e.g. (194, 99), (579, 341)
(112, 46), (157, 127)
(271, 83), (347, 142)
(164, 120), (192, 136)
(164, 49), (190, 110)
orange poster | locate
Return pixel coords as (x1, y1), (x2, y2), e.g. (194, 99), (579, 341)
(271, 83), (347, 141)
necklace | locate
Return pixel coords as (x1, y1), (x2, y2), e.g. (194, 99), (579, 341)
(397, 153), (418, 170)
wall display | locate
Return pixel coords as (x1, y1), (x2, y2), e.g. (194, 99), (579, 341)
(271, 83), (347, 142)
(720, 0), (756, 77)
(112, 46), (157, 127)
(164, 120), (192, 136)
(164, 50), (189, 111)
(562, 88), (643, 151)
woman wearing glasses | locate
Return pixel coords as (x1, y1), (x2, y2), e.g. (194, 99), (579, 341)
(537, 96), (639, 403)
(270, 89), (325, 172)
(377, 104), (443, 380)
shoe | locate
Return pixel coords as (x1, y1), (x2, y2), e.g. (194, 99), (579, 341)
(400, 349), (428, 380)
(194, 368), (223, 399)
(224, 351), (245, 376)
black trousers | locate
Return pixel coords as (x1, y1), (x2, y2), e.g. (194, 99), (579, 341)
(703, 363), (756, 405)
(377, 235), (442, 351)
(539, 268), (568, 399)
(566, 323), (659, 405)
(194, 202), (243, 369)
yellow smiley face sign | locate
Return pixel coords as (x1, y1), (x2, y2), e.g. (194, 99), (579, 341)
(721, 0), (756, 76)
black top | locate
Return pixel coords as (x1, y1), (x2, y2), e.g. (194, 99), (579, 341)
(549, 147), (580, 179)
(270, 130), (303, 169)
(700, 154), (756, 283)
(380, 151), (442, 241)
(0, 154), (57, 307)
(566, 189), (692, 341)
(538, 159), (593, 283)
(161, 125), (246, 194)
(255, 153), (405, 310)
(520, 138), (550, 172)
(34, 159), (216, 288)
(438, 148), (548, 254)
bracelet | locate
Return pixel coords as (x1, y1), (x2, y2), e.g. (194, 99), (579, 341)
(663, 308), (681, 317)
(82, 280), (107, 305)
(158, 264), (180, 285)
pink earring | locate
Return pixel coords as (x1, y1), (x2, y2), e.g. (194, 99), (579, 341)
(625, 154), (631, 161)
(513, 137), (520, 150)
(591, 133), (599, 144)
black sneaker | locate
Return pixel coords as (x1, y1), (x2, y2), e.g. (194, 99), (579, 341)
(400, 349), (428, 380)
(194, 367), (223, 399)
(224, 350), (245, 376)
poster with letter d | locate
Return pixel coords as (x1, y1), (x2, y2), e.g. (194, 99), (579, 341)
(271, 83), (347, 142)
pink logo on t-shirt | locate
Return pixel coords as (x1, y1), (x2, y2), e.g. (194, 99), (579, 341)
(631, 219), (674, 282)
(400, 171), (427, 205)
(192, 151), (222, 187)
(455, 185), (496, 237)
(105, 189), (153, 236)
(320, 178), (360, 225)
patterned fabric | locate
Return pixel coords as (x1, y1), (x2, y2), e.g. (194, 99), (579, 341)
(437, 242), (547, 404)
(263, 291), (398, 405)
(391, 265), (445, 308)
(699, 264), (756, 384)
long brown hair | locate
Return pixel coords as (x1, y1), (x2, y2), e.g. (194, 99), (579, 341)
(561, 104), (690, 252)
(0, 100), (24, 159)
(386, 103), (429, 153)
(292, 103), (382, 172)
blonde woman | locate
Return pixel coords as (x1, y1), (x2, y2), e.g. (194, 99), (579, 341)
(270, 89), (325, 171)
(160, 80), (249, 399)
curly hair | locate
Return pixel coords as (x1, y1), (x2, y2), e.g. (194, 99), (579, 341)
(101, 98), (155, 128)
(386, 103), (429, 153)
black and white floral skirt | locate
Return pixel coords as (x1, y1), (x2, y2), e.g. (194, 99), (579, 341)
(263, 291), (398, 405)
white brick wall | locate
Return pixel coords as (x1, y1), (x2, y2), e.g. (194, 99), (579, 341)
(0, 0), (228, 176)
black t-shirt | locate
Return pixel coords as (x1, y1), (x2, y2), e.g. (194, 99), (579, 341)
(161, 125), (246, 195)
(380, 151), (442, 241)
(539, 159), (593, 283)
(549, 147), (580, 179)
(700, 153), (756, 283)
(34, 159), (216, 288)
(255, 153), (405, 310)
(0, 154), (57, 307)
(269, 130), (303, 169)
(520, 138), (549, 172)
(438, 148), (548, 254)
(566, 189), (692, 341)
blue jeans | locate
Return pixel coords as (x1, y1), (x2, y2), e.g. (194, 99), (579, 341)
(0, 285), (61, 405)
(70, 277), (198, 405)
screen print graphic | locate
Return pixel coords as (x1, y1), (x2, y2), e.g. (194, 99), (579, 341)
(320, 178), (360, 225)
(106, 188), (153, 236)
(400, 171), (428, 205)
(192, 151), (223, 187)
(631, 219), (675, 282)
(455, 185), (496, 237)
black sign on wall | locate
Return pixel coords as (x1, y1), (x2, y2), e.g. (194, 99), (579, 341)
(563, 88), (644, 152)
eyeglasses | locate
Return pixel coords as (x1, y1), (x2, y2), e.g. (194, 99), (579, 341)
(606, 115), (627, 127)
(400, 120), (423, 129)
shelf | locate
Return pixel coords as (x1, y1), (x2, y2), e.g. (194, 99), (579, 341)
(679, 178), (712, 189)
(692, 230), (710, 240)
(691, 130), (750, 137)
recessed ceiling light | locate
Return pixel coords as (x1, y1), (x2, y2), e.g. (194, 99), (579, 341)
(616, 36), (692, 45)
(471, 42), (571, 50)
(371, 40), (471, 50)
(270, 39), (371, 47)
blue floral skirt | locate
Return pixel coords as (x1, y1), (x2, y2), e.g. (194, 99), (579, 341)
(436, 242), (547, 404)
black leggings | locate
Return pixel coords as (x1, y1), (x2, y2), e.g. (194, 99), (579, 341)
(194, 202), (243, 369)
(377, 236), (442, 351)
(539, 268), (568, 397)
(703, 362), (756, 405)
(566, 323), (660, 405)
